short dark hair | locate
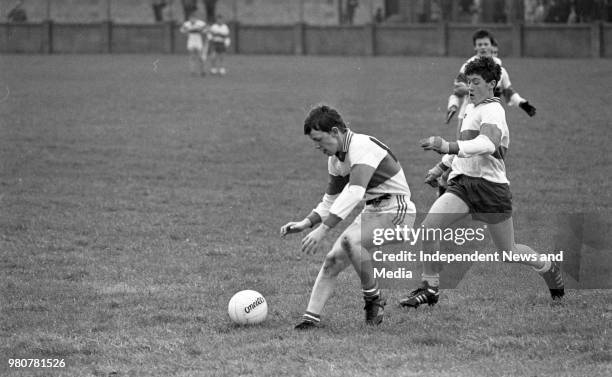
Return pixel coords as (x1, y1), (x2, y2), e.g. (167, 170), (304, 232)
(464, 56), (501, 84)
(303, 105), (347, 135)
(472, 29), (494, 45)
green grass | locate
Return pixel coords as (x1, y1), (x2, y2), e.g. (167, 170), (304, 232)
(1, 54), (611, 376)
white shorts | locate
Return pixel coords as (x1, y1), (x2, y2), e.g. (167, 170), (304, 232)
(187, 41), (203, 52)
(357, 194), (416, 249)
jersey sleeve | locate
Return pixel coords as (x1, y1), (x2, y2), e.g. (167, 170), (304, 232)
(498, 67), (512, 89)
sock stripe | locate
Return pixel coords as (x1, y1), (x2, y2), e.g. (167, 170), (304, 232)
(303, 312), (320, 322)
(362, 288), (380, 298)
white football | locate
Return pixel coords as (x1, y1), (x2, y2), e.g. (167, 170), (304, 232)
(227, 290), (268, 325)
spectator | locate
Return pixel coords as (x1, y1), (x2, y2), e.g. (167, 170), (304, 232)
(7, 0), (27, 23)
(567, 1), (578, 23)
(152, 0), (167, 22)
(524, 0), (538, 23)
(182, 0), (198, 21)
(345, 0), (359, 25)
(533, 0), (547, 23)
(374, 7), (384, 23)
(470, 0), (482, 24)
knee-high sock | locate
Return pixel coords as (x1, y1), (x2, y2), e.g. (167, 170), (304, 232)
(422, 239), (441, 286)
(305, 266), (338, 316)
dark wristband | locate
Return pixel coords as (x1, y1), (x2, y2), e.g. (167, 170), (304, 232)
(448, 142), (460, 155)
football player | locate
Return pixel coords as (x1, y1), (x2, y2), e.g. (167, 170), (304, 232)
(180, 12), (208, 76)
(439, 29), (536, 194)
(400, 56), (564, 309)
(209, 14), (230, 75)
(446, 29), (536, 128)
(281, 105), (417, 329)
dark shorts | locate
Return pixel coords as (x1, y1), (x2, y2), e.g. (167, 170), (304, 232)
(446, 174), (512, 224)
(212, 41), (226, 53)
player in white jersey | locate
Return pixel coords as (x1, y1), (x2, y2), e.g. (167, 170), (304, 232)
(280, 105), (416, 329)
(180, 13), (208, 76)
(208, 14), (230, 75)
(437, 29), (536, 194)
(400, 56), (564, 309)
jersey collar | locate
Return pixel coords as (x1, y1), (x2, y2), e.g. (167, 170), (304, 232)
(335, 129), (354, 161)
(475, 97), (501, 107)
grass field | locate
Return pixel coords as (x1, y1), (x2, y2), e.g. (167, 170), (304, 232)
(1, 53), (611, 377)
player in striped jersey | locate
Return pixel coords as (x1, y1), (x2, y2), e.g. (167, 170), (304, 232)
(400, 56), (564, 309)
(208, 14), (230, 75)
(438, 29), (536, 194)
(180, 13), (208, 76)
(280, 105), (416, 329)
(446, 29), (536, 128)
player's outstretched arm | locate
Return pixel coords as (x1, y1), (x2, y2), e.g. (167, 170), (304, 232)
(420, 124), (500, 157)
(419, 136), (459, 155)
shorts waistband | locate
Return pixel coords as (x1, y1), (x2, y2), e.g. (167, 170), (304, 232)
(365, 194), (391, 206)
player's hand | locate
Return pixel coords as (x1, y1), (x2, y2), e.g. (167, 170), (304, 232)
(519, 101), (536, 117)
(445, 105), (458, 124)
(453, 81), (469, 96)
(420, 136), (458, 155)
(280, 219), (310, 238)
(424, 164), (446, 187)
(424, 174), (439, 187)
(301, 225), (329, 254)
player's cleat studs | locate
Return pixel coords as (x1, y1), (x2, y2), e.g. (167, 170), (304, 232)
(399, 281), (440, 308)
(364, 295), (386, 325)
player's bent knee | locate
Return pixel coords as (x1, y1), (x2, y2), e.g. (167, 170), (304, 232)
(322, 251), (344, 276)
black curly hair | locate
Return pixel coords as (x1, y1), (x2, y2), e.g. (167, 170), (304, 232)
(303, 105), (347, 135)
(464, 56), (501, 84)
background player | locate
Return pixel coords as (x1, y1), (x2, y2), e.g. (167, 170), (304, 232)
(446, 29), (536, 128)
(180, 12), (208, 76)
(400, 56), (564, 309)
(209, 14), (230, 75)
(280, 105), (416, 329)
